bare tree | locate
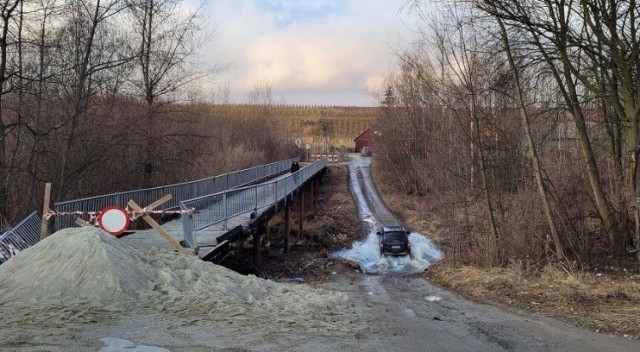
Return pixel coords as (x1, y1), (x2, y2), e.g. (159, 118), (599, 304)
(127, 0), (209, 187)
(0, 0), (24, 220)
(473, 0), (639, 267)
(54, 0), (134, 200)
(492, 12), (564, 260)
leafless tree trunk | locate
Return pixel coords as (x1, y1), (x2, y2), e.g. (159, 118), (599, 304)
(469, 92), (499, 263)
(0, 0), (23, 220)
(494, 15), (564, 260)
(474, 0), (624, 259)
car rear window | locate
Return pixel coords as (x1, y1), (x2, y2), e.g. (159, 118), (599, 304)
(385, 232), (407, 240)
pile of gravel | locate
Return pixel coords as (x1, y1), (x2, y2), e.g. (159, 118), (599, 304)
(0, 227), (356, 334)
(0, 227), (157, 304)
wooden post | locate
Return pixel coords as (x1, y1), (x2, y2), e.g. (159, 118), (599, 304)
(130, 194), (172, 220)
(40, 183), (51, 240)
(298, 189), (304, 242)
(128, 199), (191, 256)
(284, 197), (291, 253)
(253, 229), (262, 274)
(309, 180), (315, 212)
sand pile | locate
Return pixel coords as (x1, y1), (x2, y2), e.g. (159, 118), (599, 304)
(0, 227), (356, 334)
(0, 227), (157, 304)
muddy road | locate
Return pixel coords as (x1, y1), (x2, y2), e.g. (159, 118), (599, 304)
(1, 156), (638, 352)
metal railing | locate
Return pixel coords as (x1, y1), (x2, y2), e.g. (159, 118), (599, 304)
(0, 158), (298, 264)
(53, 158), (297, 230)
(180, 159), (328, 248)
(0, 211), (48, 264)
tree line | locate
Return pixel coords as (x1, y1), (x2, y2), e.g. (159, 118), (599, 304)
(0, 0), (295, 229)
(375, 0), (640, 270)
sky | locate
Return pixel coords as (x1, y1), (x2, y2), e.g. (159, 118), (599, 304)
(200, 0), (420, 106)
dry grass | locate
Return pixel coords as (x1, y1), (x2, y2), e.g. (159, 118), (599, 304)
(371, 164), (446, 244)
(371, 159), (640, 339)
(428, 263), (640, 338)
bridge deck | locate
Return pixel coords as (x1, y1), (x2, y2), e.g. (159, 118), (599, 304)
(119, 170), (300, 259)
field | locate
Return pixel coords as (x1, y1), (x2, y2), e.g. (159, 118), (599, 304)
(207, 105), (377, 151)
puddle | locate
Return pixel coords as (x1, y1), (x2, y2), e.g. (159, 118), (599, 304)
(333, 231), (442, 275)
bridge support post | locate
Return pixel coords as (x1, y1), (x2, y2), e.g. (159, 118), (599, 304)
(253, 229), (263, 274)
(284, 197), (291, 253)
(298, 189), (304, 243)
(309, 180), (315, 212)
(314, 176), (320, 202)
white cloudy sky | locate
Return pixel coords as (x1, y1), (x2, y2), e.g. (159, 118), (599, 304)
(200, 0), (420, 106)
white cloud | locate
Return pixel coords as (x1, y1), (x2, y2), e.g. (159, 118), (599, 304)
(201, 0), (418, 105)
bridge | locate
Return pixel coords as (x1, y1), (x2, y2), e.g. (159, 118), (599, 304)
(0, 158), (329, 272)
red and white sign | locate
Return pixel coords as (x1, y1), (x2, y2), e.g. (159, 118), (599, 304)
(97, 206), (131, 236)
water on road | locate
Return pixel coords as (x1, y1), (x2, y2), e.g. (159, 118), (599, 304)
(333, 156), (442, 275)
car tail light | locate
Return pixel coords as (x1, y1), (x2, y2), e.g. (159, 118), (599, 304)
(407, 242), (411, 252)
(379, 242), (384, 251)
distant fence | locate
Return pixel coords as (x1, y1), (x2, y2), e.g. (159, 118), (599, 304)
(0, 158), (298, 264)
(309, 153), (350, 163)
(180, 159), (328, 249)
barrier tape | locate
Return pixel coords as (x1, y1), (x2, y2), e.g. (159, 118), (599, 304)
(43, 208), (196, 221)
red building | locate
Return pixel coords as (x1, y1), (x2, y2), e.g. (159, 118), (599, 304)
(354, 128), (374, 153)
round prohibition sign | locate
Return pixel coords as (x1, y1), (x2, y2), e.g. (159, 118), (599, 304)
(97, 206), (131, 236)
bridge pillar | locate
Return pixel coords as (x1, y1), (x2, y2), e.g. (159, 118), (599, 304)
(284, 197), (291, 253)
(309, 181), (315, 212)
(298, 189), (304, 242)
(253, 227), (263, 274)
(314, 176), (320, 201)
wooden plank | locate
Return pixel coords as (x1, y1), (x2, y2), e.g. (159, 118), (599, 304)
(128, 199), (191, 256)
(201, 240), (230, 262)
(75, 218), (93, 227)
(131, 194), (172, 220)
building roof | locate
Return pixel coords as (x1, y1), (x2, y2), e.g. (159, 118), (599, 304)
(353, 128), (372, 142)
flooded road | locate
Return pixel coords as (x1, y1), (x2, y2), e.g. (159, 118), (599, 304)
(333, 156), (442, 275)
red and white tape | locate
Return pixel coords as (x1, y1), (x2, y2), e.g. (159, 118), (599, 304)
(43, 207), (195, 221)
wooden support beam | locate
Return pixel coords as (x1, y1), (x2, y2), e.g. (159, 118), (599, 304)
(40, 183), (51, 240)
(309, 181), (315, 212)
(298, 189), (304, 242)
(131, 194), (172, 220)
(253, 230), (262, 274)
(75, 218), (93, 227)
(284, 197), (291, 253)
(128, 199), (191, 256)
(315, 176), (320, 200)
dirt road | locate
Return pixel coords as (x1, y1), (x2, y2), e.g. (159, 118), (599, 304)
(1, 157), (638, 351)
(323, 156), (640, 352)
